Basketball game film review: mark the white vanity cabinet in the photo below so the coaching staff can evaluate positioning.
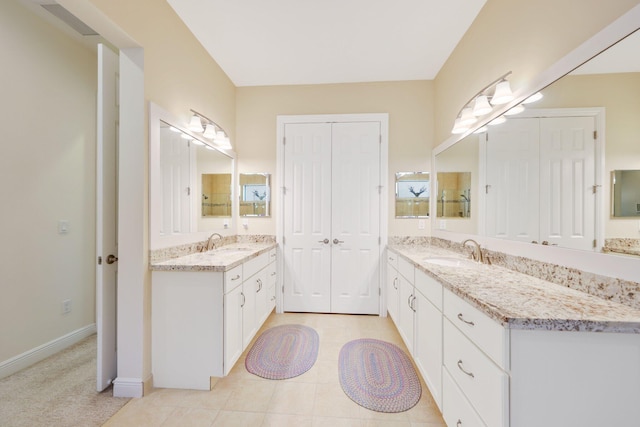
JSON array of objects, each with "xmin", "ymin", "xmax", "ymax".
[
  {"xmin": 152, "ymin": 247, "xmax": 277, "ymax": 390},
  {"xmin": 386, "ymin": 251, "xmax": 399, "ymax": 321},
  {"xmin": 397, "ymin": 257, "xmax": 415, "ymax": 354}
]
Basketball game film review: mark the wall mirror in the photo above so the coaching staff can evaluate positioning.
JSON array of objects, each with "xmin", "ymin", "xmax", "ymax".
[
  {"xmin": 612, "ymin": 170, "xmax": 640, "ymax": 217},
  {"xmin": 433, "ymin": 25, "xmax": 640, "ymax": 255},
  {"xmin": 239, "ymin": 173, "xmax": 271, "ymax": 217},
  {"xmin": 395, "ymin": 172, "xmax": 430, "ymax": 218},
  {"xmin": 437, "ymin": 172, "xmax": 471, "ymax": 218},
  {"xmin": 150, "ymin": 103, "xmax": 236, "ymax": 249}
]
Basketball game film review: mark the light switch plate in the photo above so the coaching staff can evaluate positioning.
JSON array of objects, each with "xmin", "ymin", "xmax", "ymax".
[
  {"xmin": 58, "ymin": 220, "xmax": 70, "ymax": 234},
  {"xmin": 418, "ymin": 219, "xmax": 425, "ymax": 230}
]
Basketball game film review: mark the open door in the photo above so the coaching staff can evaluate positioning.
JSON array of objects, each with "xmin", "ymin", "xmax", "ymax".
[{"xmin": 96, "ymin": 43, "xmax": 119, "ymax": 392}]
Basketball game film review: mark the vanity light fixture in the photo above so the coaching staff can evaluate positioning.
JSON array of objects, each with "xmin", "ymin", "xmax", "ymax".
[
  {"xmin": 189, "ymin": 109, "xmax": 233, "ymax": 151},
  {"xmin": 202, "ymin": 124, "xmax": 216, "ymax": 139},
  {"xmin": 523, "ymin": 91, "xmax": 543, "ymax": 104},
  {"xmin": 451, "ymin": 71, "xmax": 514, "ymax": 134},
  {"xmin": 188, "ymin": 114, "xmax": 204, "ymax": 132}
]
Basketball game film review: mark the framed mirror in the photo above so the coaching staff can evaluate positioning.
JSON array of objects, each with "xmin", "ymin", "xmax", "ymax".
[
  {"xmin": 433, "ymin": 26, "xmax": 640, "ymax": 255},
  {"xmin": 150, "ymin": 103, "xmax": 236, "ymax": 249},
  {"xmin": 436, "ymin": 172, "xmax": 471, "ymax": 218},
  {"xmin": 239, "ymin": 173, "xmax": 271, "ymax": 217},
  {"xmin": 395, "ymin": 172, "xmax": 429, "ymax": 218}
]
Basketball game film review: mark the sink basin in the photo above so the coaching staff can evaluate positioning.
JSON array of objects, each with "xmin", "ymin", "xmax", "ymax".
[{"xmin": 422, "ymin": 257, "xmax": 479, "ymax": 268}]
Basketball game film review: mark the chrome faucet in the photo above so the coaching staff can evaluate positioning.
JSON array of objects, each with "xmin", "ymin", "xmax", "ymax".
[
  {"xmin": 462, "ymin": 239, "xmax": 484, "ymax": 263},
  {"xmin": 205, "ymin": 233, "xmax": 223, "ymax": 251}
]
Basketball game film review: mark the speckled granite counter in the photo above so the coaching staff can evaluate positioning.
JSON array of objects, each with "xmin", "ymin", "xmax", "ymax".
[
  {"xmin": 150, "ymin": 242, "xmax": 276, "ymax": 272},
  {"xmin": 388, "ymin": 244, "xmax": 640, "ymax": 333}
]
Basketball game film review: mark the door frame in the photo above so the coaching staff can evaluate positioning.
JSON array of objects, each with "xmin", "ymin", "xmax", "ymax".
[
  {"xmin": 478, "ymin": 107, "xmax": 605, "ymax": 250},
  {"xmin": 276, "ymin": 114, "xmax": 389, "ymax": 316}
]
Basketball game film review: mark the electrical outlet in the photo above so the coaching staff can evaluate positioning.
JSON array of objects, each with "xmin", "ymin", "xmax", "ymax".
[
  {"xmin": 58, "ymin": 220, "xmax": 70, "ymax": 234},
  {"xmin": 418, "ymin": 219, "xmax": 425, "ymax": 230},
  {"xmin": 62, "ymin": 299, "xmax": 72, "ymax": 314}
]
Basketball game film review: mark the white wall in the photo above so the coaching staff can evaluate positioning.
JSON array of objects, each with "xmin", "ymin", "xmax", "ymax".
[{"xmin": 0, "ymin": 0, "xmax": 97, "ymax": 364}]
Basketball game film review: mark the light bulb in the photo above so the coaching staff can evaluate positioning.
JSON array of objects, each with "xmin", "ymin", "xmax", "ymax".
[
  {"xmin": 472, "ymin": 95, "xmax": 493, "ymax": 116},
  {"xmin": 490, "ymin": 80, "xmax": 514, "ymax": 105}
]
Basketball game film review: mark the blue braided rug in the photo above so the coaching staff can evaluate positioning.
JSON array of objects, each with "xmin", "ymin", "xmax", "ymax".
[
  {"xmin": 245, "ymin": 324, "xmax": 319, "ymax": 380},
  {"xmin": 339, "ymin": 338, "xmax": 422, "ymax": 412}
]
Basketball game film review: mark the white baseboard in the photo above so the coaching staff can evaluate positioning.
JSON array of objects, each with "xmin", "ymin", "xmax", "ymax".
[
  {"xmin": 0, "ymin": 324, "xmax": 97, "ymax": 380},
  {"xmin": 113, "ymin": 376, "xmax": 145, "ymax": 398}
]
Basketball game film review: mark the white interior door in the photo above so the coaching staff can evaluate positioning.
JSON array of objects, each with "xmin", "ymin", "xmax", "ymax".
[
  {"xmin": 331, "ymin": 122, "xmax": 381, "ymax": 314},
  {"xmin": 96, "ymin": 44, "xmax": 119, "ymax": 392},
  {"xmin": 539, "ymin": 116, "xmax": 596, "ymax": 250},
  {"xmin": 282, "ymin": 120, "xmax": 381, "ymax": 314},
  {"xmin": 282, "ymin": 123, "xmax": 333, "ymax": 312},
  {"xmin": 485, "ymin": 118, "xmax": 540, "ymax": 242}
]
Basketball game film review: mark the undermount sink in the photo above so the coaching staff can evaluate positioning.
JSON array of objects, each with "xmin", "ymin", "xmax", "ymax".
[{"xmin": 422, "ymin": 257, "xmax": 480, "ymax": 268}]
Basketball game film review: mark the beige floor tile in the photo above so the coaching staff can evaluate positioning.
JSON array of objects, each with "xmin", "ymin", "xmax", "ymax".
[
  {"xmin": 262, "ymin": 413, "xmax": 314, "ymax": 427},
  {"xmin": 312, "ymin": 416, "xmax": 365, "ymax": 427},
  {"xmin": 313, "ymin": 382, "xmax": 364, "ymax": 418},
  {"xmin": 177, "ymin": 388, "xmax": 232, "ymax": 410},
  {"xmin": 161, "ymin": 407, "xmax": 219, "ymax": 427},
  {"xmin": 313, "ymin": 359, "xmax": 340, "ymax": 384},
  {"xmin": 211, "ymin": 410, "xmax": 265, "ymax": 427},
  {"xmin": 223, "ymin": 379, "xmax": 277, "ymax": 412},
  {"xmin": 142, "ymin": 387, "xmax": 198, "ymax": 407},
  {"xmin": 102, "ymin": 398, "xmax": 174, "ymax": 426},
  {"xmin": 404, "ymin": 397, "xmax": 444, "ymax": 424},
  {"xmin": 267, "ymin": 381, "xmax": 317, "ymax": 415},
  {"xmin": 362, "ymin": 420, "xmax": 413, "ymax": 427}
]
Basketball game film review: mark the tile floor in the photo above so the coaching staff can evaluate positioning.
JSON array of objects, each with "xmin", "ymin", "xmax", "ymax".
[{"xmin": 104, "ymin": 313, "xmax": 446, "ymax": 427}]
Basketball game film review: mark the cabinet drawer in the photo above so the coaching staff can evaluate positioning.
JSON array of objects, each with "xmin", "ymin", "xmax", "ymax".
[
  {"xmin": 398, "ymin": 256, "xmax": 415, "ymax": 283},
  {"xmin": 224, "ymin": 264, "xmax": 243, "ymax": 293},
  {"xmin": 243, "ymin": 252, "xmax": 269, "ymax": 279},
  {"xmin": 443, "ymin": 288, "xmax": 508, "ymax": 369},
  {"xmin": 442, "ymin": 368, "xmax": 487, "ymax": 427},
  {"xmin": 387, "ymin": 249, "xmax": 399, "ymax": 270},
  {"xmin": 415, "ymin": 268, "xmax": 442, "ymax": 310},
  {"xmin": 444, "ymin": 319, "xmax": 508, "ymax": 427},
  {"xmin": 266, "ymin": 261, "xmax": 277, "ymax": 287},
  {"xmin": 268, "ymin": 247, "xmax": 277, "ymax": 264}
]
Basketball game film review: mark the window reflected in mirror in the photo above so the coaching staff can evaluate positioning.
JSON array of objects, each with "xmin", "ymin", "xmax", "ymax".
[
  {"xmin": 612, "ymin": 170, "xmax": 640, "ymax": 217},
  {"xmin": 395, "ymin": 172, "xmax": 430, "ymax": 218},
  {"xmin": 436, "ymin": 172, "xmax": 471, "ymax": 218},
  {"xmin": 240, "ymin": 173, "xmax": 271, "ymax": 217}
]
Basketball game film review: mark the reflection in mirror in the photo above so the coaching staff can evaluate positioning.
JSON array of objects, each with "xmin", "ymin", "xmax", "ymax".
[
  {"xmin": 201, "ymin": 173, "xmax": 232, "ymax": 217},
  {"xmin": 612, "ymin": 170, "xmax": 640, "ymax": 217},
  {"xmin": 437, "ymin": 172, "xmax": 471, "ymax": 218},
  {"xmin": 239, "ymin": 173, "xmax": 271, "ymax": 217},
  {"xmin": 395, "ymin": 172, "xmax": 430, "ymax": 218},
  {"xmin": 434, "ymin": 26, "xmax": 640, "ymax": 254}
]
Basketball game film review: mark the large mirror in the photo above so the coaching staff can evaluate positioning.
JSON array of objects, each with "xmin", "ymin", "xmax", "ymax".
[
  {"xmin": 239, "ymin": 173, "xmax": 271, "ymax": 217},
  {"xmin": 612, "ymin": 170, "xmax": 640, "ymax": 217},
  {"xmin": 150, "ymin": 103, "xmax": 236, "ymax": 249},
  {"xmin": 434, "ymin": 27, "xmax": 640, "ymax": 255},
  {"xmin": 395, "ymin": 172, "xmax": 430, "ymax": 218}
]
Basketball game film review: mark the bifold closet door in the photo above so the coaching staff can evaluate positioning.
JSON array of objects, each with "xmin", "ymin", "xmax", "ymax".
[{"xmin": 282, "ymin": 121, "xmax": 381, "ymax": 314}]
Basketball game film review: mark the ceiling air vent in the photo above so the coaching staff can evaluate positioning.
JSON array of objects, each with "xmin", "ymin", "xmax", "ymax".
[{"xmin": 40, "ymin": 3, "xmax": 98, "ymax": 36}]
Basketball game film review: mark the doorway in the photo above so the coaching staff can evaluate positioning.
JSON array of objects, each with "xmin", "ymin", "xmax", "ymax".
[{"xmin": 277, "ymin": 114, "xmax": 389, "ymax": 315}]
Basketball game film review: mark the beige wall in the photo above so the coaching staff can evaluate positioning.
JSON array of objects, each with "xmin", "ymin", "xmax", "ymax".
[
  {"xmin": 0, "ymin": 0, "xmax": 97, "ymax": 362},
  {"xmin": 434, "ymin": 0, "xmax": 640, "ymax": 144},
  {"xmin": 236, "ymin": 81, "xmax": 434, "ymax": 237}
]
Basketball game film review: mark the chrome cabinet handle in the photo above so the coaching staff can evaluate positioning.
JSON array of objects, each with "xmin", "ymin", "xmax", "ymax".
[
  {"xmin": 256, "ymin": 279, "xmax": 262, "ymax": 293},
  {"xmin": 240, "ymin": 292, "xmax": 245, "ymax": 308},
  {"xmin": 457, "ymin": 313, "xmax": 475, "ymax": 326},
  {"xmin": 457, "ymin": 360, "xmax": 474, "ymax": 378},
  {"xmin": 393, "ymin": 277, "xmax": 398, "ymax": 290},
  {"xmin": 231, "ymin": 274, "xmax": 240, "ymax": 281},
  {"xmin": 411, "ymin": 295, "xmax": 416, "ymax": 312},
  {"xmin": 318, "ymin": 238, "xmax": 330, "ymax": 244},
  {"xmin": 333, "ymin": 238, "xmax": 344, "ymax": 244},
  {"xmin": 407, "ymin": 294, "xmax": 413, "ymax": 309}
]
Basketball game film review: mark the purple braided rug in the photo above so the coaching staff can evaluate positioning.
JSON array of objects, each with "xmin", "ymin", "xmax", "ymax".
[
  {"xmin": 245, "ymin": 324, "xmax": 319, "ymax": 380},
  {"xmin": 339, "ymin": 338, "xmax": 422, "ymax": 413}
]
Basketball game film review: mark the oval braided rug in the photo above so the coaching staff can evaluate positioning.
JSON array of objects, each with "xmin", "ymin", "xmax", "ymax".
[
  {"xmin": 339, "ymin": 338, "xmax": 422, "ymax": 413},
  {"xmin": 245, "ymin": 324, "xmax": 319, "ymax": 380}
]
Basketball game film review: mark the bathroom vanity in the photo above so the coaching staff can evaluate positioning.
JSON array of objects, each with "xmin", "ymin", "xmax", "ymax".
[
  {"xmin": 150, "ymin": 243, "xmax": 277, "ymax": 390},
  {"xmin": 387, "ymin": 244, "xmax": 640, "ymax": 427}
]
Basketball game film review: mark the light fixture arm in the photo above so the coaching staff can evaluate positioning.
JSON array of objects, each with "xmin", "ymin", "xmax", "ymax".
[
  {"xmin": 458, "ymin": 71, "xmax": 512, "ymax": 113},
  {"xmin": 189, "ymin": 109, "xmax": 229, "ymax": 138}
]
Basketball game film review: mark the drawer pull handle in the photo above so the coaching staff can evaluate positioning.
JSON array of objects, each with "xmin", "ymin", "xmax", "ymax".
[
  {"xmin": 241, "ymin": 292, "xmax": 246, "ymax": 308},
  {"xmin": 393, "ymin": 277, "xmax": 398, "ymax": 289},
  {"xmin": 457, "ymin": 313, "xmax": 475, "ymax": 326},
  {"xmin": 256, "ymin": 279, "xmax": 262, "ymax": 292},
  {"xmin": 457, "ymin": 360, "xmax": 474, "ymax": 378},
  {"xmin": 231, "ymin": 274, "xmax": 241, "ymax": 281},
  {"xmin": 457, "ymin": 420, "xmax": 462, "ymax": 427},
  {"xmin": 410, "ymin": 295, "xmax": 416, "ymax": 312}
]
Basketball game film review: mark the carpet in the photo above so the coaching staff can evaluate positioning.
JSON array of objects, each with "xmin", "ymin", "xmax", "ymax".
[
  {"xmin": 245, "ymin": 324, "xmax": 319, "ymax": 379},
  {"xmin": 339, "ymin": 338, "xmax": 422, "ymax": 413},
  {"xmin": 0, "ymin": 334, "xmax": 129, "ymax": 427}
]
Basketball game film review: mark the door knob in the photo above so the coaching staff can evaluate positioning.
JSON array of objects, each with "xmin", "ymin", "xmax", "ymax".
[
  {"xmin": 106, "ymin": 254, "xmax": 118, "ymax": 264},
  {"xmin": 318, "ymin": 238, "xmax": 330, "ymax": 244},
  {"xmin": 333, "ymin": 239, "xmax": 344, "ymax": 244}
]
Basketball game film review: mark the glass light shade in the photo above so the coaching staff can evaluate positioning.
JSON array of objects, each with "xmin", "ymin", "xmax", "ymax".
[
  {"xmin": 523, "ymin": 92, "xmax": 543, "ymax": 104},
  {"xmin": 214, "ymin": 130, "xmax": 226, "ymax": 142},
  {"xmin": 451, "ymin": 118, "xmax": 469, "ymax": 134},
  {"xmin": 202, "ymin": 124, "xmax": 216, "ymax": 139},
  {"xmin": 488, "ymin": 115, "xmax": 507, "ymax": 126},
  {"xmin": 472, "ymin": 95, "xmax": 493, "ymax": 116},
  {"xmin": 490, "ymin": 80, "xmax": 514, "ymax": 105},
  {"xmin": 504, "ymin": 104, "xmax": 525, "ymax": 116},
  {"xmin": 459, "ymin": 107, "xmax": 477, "ymax": 126},
  {"xmin": 188, "ymin": 115, "xmax": 204, "ymax": 132}
]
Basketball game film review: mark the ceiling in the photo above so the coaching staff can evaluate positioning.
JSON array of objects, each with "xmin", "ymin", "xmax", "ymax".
[{"xmin": 166, "ymin": 0, "xmax": 487, "ymax": 87}]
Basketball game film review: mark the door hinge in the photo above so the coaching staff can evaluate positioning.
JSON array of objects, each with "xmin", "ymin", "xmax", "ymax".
[
  {"xmin": 283, "ymin": 136, "xmax": 286, "ymax": 145},
  {"xmin": 379, "ymin": 288, "xmax": 381, "ymax": 296},
  {"xmin": 97, "ymin": 256, "xmax": 102, "ymax": 265},
  {"xmin": 378, "ymin": 237, "xmax": 381, "ymax": 245},
  {"xmin": 379, "ymin": 135, "xmax": 382, "ymax": 144},
  {"xmin": 592, "ymin": 184, "xmax": 601, "ymax": 194},
  {"xmin": 593, "ymin": 130, "xmax": 597, "ymax": 140},
  {"xmin": 282, "ymin": 285, "xmax": 284, "ymax": 294},
  {"xmin": 377, "ymin": 185, "xmax": 383, "ymax": 194},
  {"xmin": 485, "ymin": 184, "xmax": 491, "ymax": 194},
  {"xmin": 187, "ymin": 186, "xmax": 191, "ymax": 196},
  {"xmin": 282, "ymin": 236, "xmax": 286, "ymax": 244},
  {"xmin": 282, "ymin": 186, "xmax": 287, "ymax": 195},
  {"xmin": 593, "ymin": 239, "xmax": 597, "ymax": 248}
]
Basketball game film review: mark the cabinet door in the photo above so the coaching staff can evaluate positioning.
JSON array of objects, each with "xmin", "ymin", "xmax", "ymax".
[
  {"xmin": 266, "ymin": 262, "xmax": 277, "ymax": 313},
  {"xmin": 254, "ymin": 269, "xmax": 269, "ymax": 327},
  {"xmin": 386, "ymin": 264, "xmax": 399, "ymax": 320},
  {"xmin": 224, "ymin": 284, "xmax": 244, "ymax": 375},
  {"xmin": 242, "ymin": 278, "xmax": 258, "ymax": 349},
  {"xmin": 414, "ymin": 290, "xmax": 442, "ymax": 410},
  {"xmin": 397, "ymin": 276, "xmax": 415, "ymax": 354}
]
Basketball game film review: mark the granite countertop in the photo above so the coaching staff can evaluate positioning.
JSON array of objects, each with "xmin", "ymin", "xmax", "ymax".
[
  {"xmin": 150, "ymin": 242, "xmax": 276, "ymax": 272},
  {"xmin": 388, "ymin": 244, "xmax": 640, "ymax": 333}
]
